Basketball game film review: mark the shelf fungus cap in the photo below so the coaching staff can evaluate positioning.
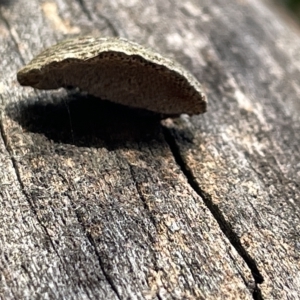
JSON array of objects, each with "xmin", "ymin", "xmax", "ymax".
[{"xmin": 17, "ymin": 36, "xmax": 207, "ymax": 115}]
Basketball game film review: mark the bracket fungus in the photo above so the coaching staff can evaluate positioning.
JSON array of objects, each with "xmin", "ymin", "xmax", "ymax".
[{"xmin": 17, "ymin": 36, "xmax": 207, "ymax": 115}]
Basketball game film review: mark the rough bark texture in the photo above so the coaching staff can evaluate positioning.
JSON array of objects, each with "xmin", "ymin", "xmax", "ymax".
[{"xmin": 0, "ymin": 0, "xmax": 299, "ymax": 299}]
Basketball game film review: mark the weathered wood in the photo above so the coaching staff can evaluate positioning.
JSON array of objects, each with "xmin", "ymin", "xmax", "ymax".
[
  {"xmin": 162, "ymin": 1, "xmax": 300, "ymax": 299},
  {"xmin": 0, "ymin": 0, "xmax": 299, "ymax": 299}
]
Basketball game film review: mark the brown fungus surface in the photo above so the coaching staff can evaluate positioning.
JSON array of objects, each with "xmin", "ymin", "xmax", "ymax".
[{"xmin": 17, "ymin": 36, "xmax": 206, "ymax": 115}]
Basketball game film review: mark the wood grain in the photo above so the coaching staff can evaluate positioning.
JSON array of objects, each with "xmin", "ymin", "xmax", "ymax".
[{"xmin": 0, "ymin": 0, "xmax": 299, "ymax": 299}]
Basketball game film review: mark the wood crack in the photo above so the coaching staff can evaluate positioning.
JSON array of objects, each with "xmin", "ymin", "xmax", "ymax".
[
  {"xmin": 84, "ymin": 231, "xmax": 122, "ymax": 300},
  {"xmin": 0, "ymin": 14, "xmax": 70, "ymax": 276},
  {"xmin": 56, "ymin": 171, "xmax": 122, "ymax": 300},
  {"xmin": 0, "ymin": 120, "xmax": 67, "ymax": 270},
  {"xmin": 128, "ymin": 163, "xmax": 158, "ymax": 235},
  {"xmin": 162, "ymin": 126, "xmax": 264, "ymax": 300},
  {"xmin": 127, "ymin": 163, "xmax": 164, "ymax": 300}
]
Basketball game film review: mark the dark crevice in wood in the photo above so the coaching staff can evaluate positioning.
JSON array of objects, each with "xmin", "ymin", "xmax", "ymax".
[
  {"xmin": 128, "ymin": 163, "xmax": 158, "ymax": 234},
  {"xmin": 0, "ymin": 120, "xmax": 67, "ymax": 273},
  {"xmin": 55, "ymin": 172, "xmax": 122, "ymax": 299},
  {"xmin": 162, "ymin": 126, "xmax": 264, "ymax": 300},
  {"xmin": 226, "ymin": 247, "xmax": 258, "ymax": 298},
  {"xmin": 127, "ymin": 163, "xmax": 164, "ymax": 300},
  {"xmin": 85, "ymin": 232, "xmax": 122, "ymax": 300},
  {"xmin": 76, "ymin": 0, "xmax": 119, "ymax": 36}
]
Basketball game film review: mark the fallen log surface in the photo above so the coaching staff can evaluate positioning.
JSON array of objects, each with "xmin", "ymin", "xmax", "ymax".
[{"xmin": 0, "ymin": 0, "xmax": 299, "ymax": 299}]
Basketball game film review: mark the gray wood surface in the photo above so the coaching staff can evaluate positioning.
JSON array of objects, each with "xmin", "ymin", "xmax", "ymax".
[{"xmin": 0, "ymin": 0, "xmax": 299, "ymax": 299}]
